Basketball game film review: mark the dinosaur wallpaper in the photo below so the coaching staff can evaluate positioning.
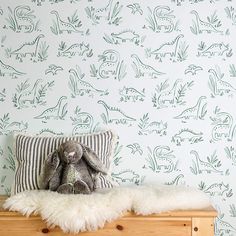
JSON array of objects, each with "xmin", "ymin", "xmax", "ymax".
[{"xmin": 1, "ymin": 0, "xmax": 236, "ymax": 234}]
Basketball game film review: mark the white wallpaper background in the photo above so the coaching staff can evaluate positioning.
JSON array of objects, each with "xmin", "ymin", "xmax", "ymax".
[{"xmin": 1, "ymin": 0, "xmax": 236, "ymax": 234}]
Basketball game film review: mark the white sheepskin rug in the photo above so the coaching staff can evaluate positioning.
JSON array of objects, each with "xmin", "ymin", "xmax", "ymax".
[{"xmin": 3, "ymin": 185, "xmax": 211, "ymax": 233}]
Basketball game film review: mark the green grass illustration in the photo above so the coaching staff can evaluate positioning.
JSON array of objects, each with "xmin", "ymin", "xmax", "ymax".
[
  {"xmin": 50, "ymin": 19, "xmax": 59, "ymax": 35},
  {"xmin": 38, "ymin": 41, "xmax": 49, "ymax": 61},
  {"xmin": 6, "ymin": 147, "xmax": 15, "ymax": 172},
  {"xmin": 177, "ymin": 41, "xmax": 189, "ymax": 62},
  {"xmin": 225, "ymin": 6, "xmax": 236, "ymax": 25},
  {"xmin": 117, "ymin": 60, "xmax": 127, "ymax": 81},
  {"xmin": 113, "ymin": 142, "xmax": 123, "ymax": 166},
  {"xmin": 90, "ymin": 64, "xmax": 98, "ymax": 77},
  {"xmin": 190, "ymin": 20, "xmax": 198, "ymax": 35},
  {"xmin": 146, "ymin": 7, "xmax": 155, "ymax": 31},
  {"xmin": 107, "ymin": 1, "xmax": 123, "ymax": 25},
  {"xmin": 229, "ymin": 204, "xmax": 236, "ymax": 217},
  {"xmin": 229, "ymin": 64, "xmax": 236, "ymax": 77}
]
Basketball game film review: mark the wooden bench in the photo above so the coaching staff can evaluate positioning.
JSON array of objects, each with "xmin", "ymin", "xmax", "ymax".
[{"xmin": 0, "ymin": 195, "xmax": 217, "ymax": 236}]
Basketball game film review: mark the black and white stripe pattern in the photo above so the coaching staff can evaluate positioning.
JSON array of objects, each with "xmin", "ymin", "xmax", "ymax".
[{"xmin": 12, "ymin": 130, "xmax": 117, "ymax": 195}]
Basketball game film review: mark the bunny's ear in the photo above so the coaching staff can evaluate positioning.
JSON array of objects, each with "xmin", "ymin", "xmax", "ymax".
[{"xmin": 82, "ymin": 145, "xmax": 108, "ymax": 175}]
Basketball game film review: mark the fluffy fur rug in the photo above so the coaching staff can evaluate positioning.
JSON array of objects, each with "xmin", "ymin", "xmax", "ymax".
[{"xmin": 3, "ymin": 185, "xmax": 211, "ymax": 233}]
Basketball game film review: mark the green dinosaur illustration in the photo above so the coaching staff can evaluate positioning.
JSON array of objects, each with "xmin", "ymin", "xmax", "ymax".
[
  {"xmin": 16, "ymin": 79, "xmax": 42, "ymax": 108},
  {"xmin": 172, "ymin": 129, "xmax": 203, "ymax": 146},
  {"xmin": 45, "ymin": 64, "xmax": 63, "ymax": 75},
  {"xmin": 174, "ymin": 96, "xmax": 207, "ymax": 121},
  {"xmin": 190, "ymin": 150, "xmax": 223, "ymax": 175},
  {"xmin": 97, "ymin": 50, "xmax": 121, "ymax": 79},
  {"xmin": 146, "ymin": 34, "xmax": 184, "ymax": 60},
  {"xmin": 210, "ymin": 109, "xmax": 236, "ymax": 142},
  {"xmin": 69, "ymin": 68, "xmax": 108, "ymax": 97},
  {"xmin": 197, "ymin": 42, "xmax": 230, "ymax": 58},
  {"xmin": 119, "ymin": 86, "xmax": 145, "ymax": 102},
  {"xmin": 215, "ymin": 217, "xmax": 236, "ymax": 235},
  {"xmin": 110, "ymin": 30, "xmax": 139, "ymax": 43},
  {"xmin": 184, "ymin": 64, "xmax": 203, "ymax": 75},
  {"xmin": 31, "ymin": 0, "xmax": 45, "ymax": 6},
  {"xmin": 13, "ymin": 80, "xmax": 54, "ymax": 109},
  {"xmin": 112, "ymin": 170, "xmax": 139, "ymax": 182},
  {"xmin": 208, "ymin": 68, "xmax": 236, "ymax": 96},
  {"xmin": 131, "ymin": 54, "xmax": 165, "ymax": 79},
  {"xmin": 38, "ymin": 129, "xmax": 63, "ymax": 136},
  {"xmin": 9, "ymin": 34, "xmax": 45, "ymax": 60},
  {"xmin": 6, "ymin": 5, "xmax": 39, "ymax": 33},
  {"xmin": 156, "ymin": 79, "xmax": 181, "ymax": 108},
  {"xmin": 199, "ymin": 181, "xmax": 231, "ymax": 197},
  {"xmin": 34, "ymin": 96, "xmax": 67, "ymax": 121},
  {"xmin": 165, "ymin": 174, "xmax": 184, "ymax": 185},
  {"xmin": 127, "ymin": 3, "xmax": 143, "ymax": 15},
  {"xmin": 57, "ymin": 41, "xmax": 92, "ymax": 58},
  {"xmin": 70, "ymin": 107, "xmax": 94, "ymax": 135},
  {"xmin": 126, "ymin": 143, "xmax": 143, "ymax": 155},
  {"xmin": 0, "ymin": 113, "xmax": 28, "ymax": 135},
  {"xmin": 0, "ymin": 59, "xmax": 25, "ymax": 78},
  {"xmin": 85, "ymin": 0, "xmax": 123, "ymax": 26},
  {"xmin": 138, "ymin": 113, "xmax": 167, "ymax": 136},
  {"xmin": 191, "ymin": 10, "xmax": 223, "ymax": 34},
  {"xmin": 145, "ymin": 146, "xmax": 177, "ymax": 173},
  {"xmin": 98, "ymin": 100, "xmax": 136, "ymax": 125},
  {"xmin": 50, "ymin": 10, "xmax": 83, "ymax": 34},
  {"xmin": 146, "ymin": 6, "xmax": 176, "ymax": 33}
]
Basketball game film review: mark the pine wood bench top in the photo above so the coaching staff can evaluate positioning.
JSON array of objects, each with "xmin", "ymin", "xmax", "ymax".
[{"xmin": 0, "ymin": 195, "xmax": 217, "ymax": 218}]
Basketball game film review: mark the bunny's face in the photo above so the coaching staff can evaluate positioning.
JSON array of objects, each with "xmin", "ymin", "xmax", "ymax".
[{"xmin": 59, "ymin": 141, "xmax": 83, "ymax": 164}]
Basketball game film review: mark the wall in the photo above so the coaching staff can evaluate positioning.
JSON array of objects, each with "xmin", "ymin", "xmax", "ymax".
[{"xmin": 0, "ymin": 0, "xmax": 236, "ymax": 234}]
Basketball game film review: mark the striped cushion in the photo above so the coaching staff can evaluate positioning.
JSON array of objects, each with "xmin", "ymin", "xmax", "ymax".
[{"xmin": 12, "ymin": 130, "xmax": 117, "ymax": 195}]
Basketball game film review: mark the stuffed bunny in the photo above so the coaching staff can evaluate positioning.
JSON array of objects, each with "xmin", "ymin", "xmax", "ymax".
[{"xmin": 39, "ymin": 140, "xmax": 108, "ymax": 194}]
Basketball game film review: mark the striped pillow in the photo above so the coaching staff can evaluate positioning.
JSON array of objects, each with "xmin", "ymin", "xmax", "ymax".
[{"xmin": 11, "ymin": 130, "xmax": 117, "ymax": 195}]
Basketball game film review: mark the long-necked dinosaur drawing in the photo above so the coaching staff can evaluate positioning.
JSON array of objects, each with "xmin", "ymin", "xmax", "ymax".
[
  {"xmin": 17, "ymin": 79, "xmax": 42, "ymax": 108},
  {"xmin": 153, "ymin": 6, "xmax": 175, "ymax": 33},
  {"xmin": 98, "ymin": 50, "xmax": 120, "ymax": 79},
  {"xmin": 174, "ymin": 96, "xmax": 207, "ymax": 120},
  {"xmin": 34, "ymin": 96, "xmax": 67, "ymax": 121},
  {"xmin": 10, "ymin": 34, "xmax": 44, "ymax": 59},
  {"xmin": 152, "ymin": 146, "xmax": 176, "ymax": 173},
  {"xmin": 146, "ymin": 34, "xmax": 184, "ymax": 59},
  {"xmin": 157, "ymin": 79, "xmax": 181, "ymax": 107},
  {"xmin": 0, "ymin": 59, "xmax": 25, "ymax": 78},
  {"xmin": 69, "ymin": 69, "xmax": 108, "ymax": 96},
  {"xmin": 98, "ymin": 100, "xmax": 136, "ymax": 124},
  {"xmin": 13, "ymin": 5, "xmax": 36, "ymax": 33},
  {"xmin": 131, "ymin": 54, "xmax": 164, "ymax": 79},
  {"xmin": 191, "ymin": 10, "xmax": 223, "ymax": 34},
  {"xmin": 211, "ymin": 111, "xmax": 236, "ymax": 142},
  {"xmin": 50, "ymin": 10, "xmax": 83, "ymax": 34},
  {"xmin": 190, "ymin": 150, "xmax": 223, "ymax": 174},
  {"xmin": 208, "ymin": 69, "xmax": 236, "ymax": 95},
  {"xmin": 71, "ymin": 108, "xmax": 94, "ymax": 135}
]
